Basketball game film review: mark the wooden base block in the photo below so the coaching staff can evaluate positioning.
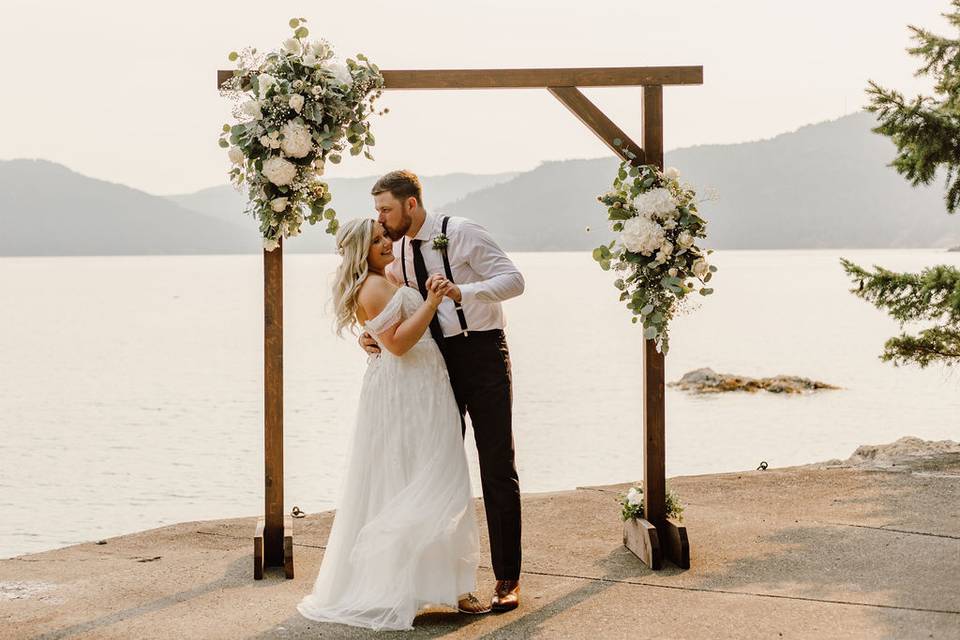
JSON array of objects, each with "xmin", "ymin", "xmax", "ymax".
[
  {"xmin": 623, "ymin": 517, "xmax": 662, "ymax": 570},
  {"xmin": 284, "ymin": 514, "xmax": 294, "ymax": 579},
  {"xmin": 662, "ymin": 517, "xmax": 690, "ymax": 569},
  {"xmin": 254, "ymin": 516, "xmax": 295, "ymax": 580},
  {"xmin": 253, "ymin": 518, "xmax": 265, "ymax": 580}
]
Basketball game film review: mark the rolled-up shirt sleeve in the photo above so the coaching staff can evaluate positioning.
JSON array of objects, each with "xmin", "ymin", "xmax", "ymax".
[{"xmin": 455, "ymin": 220, "xmax": 525, "ymax": 304}]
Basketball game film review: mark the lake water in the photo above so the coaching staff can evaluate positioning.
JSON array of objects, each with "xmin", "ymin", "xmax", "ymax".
[{"xmin": 2, "ymin": 250, "xmax": 959, "ymax": 559}]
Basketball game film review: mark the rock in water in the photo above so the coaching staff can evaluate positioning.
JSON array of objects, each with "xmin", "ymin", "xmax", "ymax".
[{"xmin": 669, "ymin": 367, "xmax": 839, "ymax": 394}]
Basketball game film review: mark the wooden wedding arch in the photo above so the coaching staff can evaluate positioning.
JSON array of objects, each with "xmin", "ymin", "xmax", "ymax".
[{"xmin": 215, "ymin": 64, "xmax": 703, "ymax": 579}]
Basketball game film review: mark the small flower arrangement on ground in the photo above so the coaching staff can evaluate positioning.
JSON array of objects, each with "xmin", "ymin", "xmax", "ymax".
[
  {"xmin": 619, "ymin": 485, "xmax": 685, "ymax": 522},
  {"xmin": 594, "ymin": 156, "xmax": 717, "ymax": 354},
  {"xmin": 218, "ymin": 17, "xmax": 386, "ymax": 250}
]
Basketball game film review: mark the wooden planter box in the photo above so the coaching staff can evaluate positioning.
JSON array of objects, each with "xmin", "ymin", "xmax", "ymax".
[{"xmin": 623, "ymin": 516, "xmax": 689, "ymax": 570}]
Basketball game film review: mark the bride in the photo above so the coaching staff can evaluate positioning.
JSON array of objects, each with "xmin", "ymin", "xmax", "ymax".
[{"xmin": 296, "ymin": 218, "xmax": 488, "ymax": 631}]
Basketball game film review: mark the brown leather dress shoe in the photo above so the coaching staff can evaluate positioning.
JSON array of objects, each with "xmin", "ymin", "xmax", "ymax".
[
  {"xmin": 457, "ymin": 592, "xmax": 492, "ymax": 614},
  {"xmin": 491, "ymin": 579, "xmax": 520, "ymax": 611}
]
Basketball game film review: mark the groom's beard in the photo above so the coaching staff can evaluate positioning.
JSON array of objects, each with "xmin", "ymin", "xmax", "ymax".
[{"xmin": 384, "ymin": 209, "xmax": 412, "ymax": 241}]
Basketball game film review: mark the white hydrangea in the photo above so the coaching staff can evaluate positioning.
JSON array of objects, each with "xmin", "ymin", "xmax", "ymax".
[
  {"xmin": 262, "ymin": 156, "xmax": 298, "ymax": 186},
  {"xmin": 288, "ymin": 94, "xmax": 305, "ymax": 113},
  {"xmin": 328, "ymin": 60, "xmax": 352, "ymax": 86},
  {"xmin": 626, "ymin": 487, "xmax": 642, "ymax": 507},
  {"xmin": 633, "ymin": 187, "xmax": 677, "ymax": 219},
  {"xmin": 240, "ymin": 99, "xmax": 263, "ymax": 120},
  {"xmin": 620, "ymin": 215, "xmax": 665, "ymax": 255},
  {"xmin": 280, "ymin": 121, "xmax": 313, "ymax": 158},
  {"xmin": 692, "ymin": 257, "xmax": 709, "ymax": 279}
]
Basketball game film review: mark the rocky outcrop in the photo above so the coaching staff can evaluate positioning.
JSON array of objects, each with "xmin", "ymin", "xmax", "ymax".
[{"xmin": 669, "ymin": 367, "xmax": 839, "ymax": 394}]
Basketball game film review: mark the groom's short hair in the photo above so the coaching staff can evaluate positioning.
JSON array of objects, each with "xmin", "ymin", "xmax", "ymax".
[{"xmin": 371, "ymin": 170, "xmax": 423, "ymax": 206}]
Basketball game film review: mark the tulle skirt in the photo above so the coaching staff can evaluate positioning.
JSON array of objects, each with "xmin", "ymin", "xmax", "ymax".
[{"xmin": 296, "ymin": 339, "xmax": 480, "ymax": 631}]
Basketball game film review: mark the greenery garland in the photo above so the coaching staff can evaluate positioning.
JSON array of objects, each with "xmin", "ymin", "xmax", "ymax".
[{"xmin": 218, "ymin": 17, "xmax": 385, "ymax": 250}]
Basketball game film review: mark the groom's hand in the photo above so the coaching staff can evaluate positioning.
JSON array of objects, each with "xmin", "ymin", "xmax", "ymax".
[
  {"xmin": 359, "ymin": 331, "xmax": 380, "ymax": 355},
  {"xmin": 445, "ymin": 283, "xmax": 462, "ymax": 303}
]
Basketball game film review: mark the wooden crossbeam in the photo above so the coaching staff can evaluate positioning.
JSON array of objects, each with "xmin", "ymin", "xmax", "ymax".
[
  {"xmin": 217, "ymin": 66, "xmax": 703, "ymax": 91},
  {"xmin": 548, "ymin": 86, "xmax": 644, "ymax": 164}
]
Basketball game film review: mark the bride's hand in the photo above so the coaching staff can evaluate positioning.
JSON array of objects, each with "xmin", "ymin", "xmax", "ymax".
[{"xmin": 425, "ymin": 275, "xmax": 451, "ymax": 307}]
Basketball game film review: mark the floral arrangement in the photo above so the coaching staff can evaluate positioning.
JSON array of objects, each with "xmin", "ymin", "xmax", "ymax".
[
  {"xmin": 218, "ymin": 18, "xmax": 386, "ymax": 250},
  {"xmin": 593, "ymin": 156, "xmax": 716, "ymax": 353},
  {"xmin": 431, "ymin": 233, "xmax": 450, "ymax": 251},
  {"xmin": 619, "ymin": 485, "xmax": 684, "ymax": 522}
]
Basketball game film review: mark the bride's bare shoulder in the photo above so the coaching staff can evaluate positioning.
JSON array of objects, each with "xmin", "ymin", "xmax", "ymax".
[{"xmin": 357, "ymin": 274, "xmax": 398, "ymax": 321}]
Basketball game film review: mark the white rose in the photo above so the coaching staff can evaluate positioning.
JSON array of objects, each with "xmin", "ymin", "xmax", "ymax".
[
  {"xmin": 258, "ymin": 134, "xmax": 280, "ymax": 149},
  {"xmin": 659, "ymin": 241, "xmax": 674, "ymax": 256},
  {"xmin": 328, "ymin": 60, "xmax": 352, "ymax": 86},
  {"xmin": 282, "ymin": 38, "xmax": 302, "ymax": 56},
  {"xmin": 288, "ymin": 94, "xmax": 305, "ymax": 113},
  {"xmin": 633, "ymin": 187, "xmax": 678, "ymax": 219},
  {"xmin": 664, "ymin": 166, "xmax": 680, "ymax": 180},
  {"xmin": 692, "ymin": 257, "xmax": 709, "ymax": 279},
  {"xmin": 620, "ymin": 216, "xmax": 665, "ymax": 255},
  {"xmin": 677, "ymin": 230, "xmax": 694, "ymax": 248},
  {"xmin": 280, "ymin": 121, "xmax": 313, "ymax": 158},
  {"xmin": 310, "ymin": 41, "xmax": 330, "ymax": 59},
  {"xmin": 668, "ymin": 267, "xmax": 678, "ymax": 277},
  {"xmin": 227, "ymin": 146, "xmax": 244, "ymax": 164},
  {"xmin": 662, "ymin": 218, "xmax": 678, "ymax": 230},
  {"xmin": 240, "ymin": 99, "xmax": 263, "ymax": 120},
  {"xmin": 261, "ymin": 156, "xmax": 298, "ymax": 186},
  {"xmin": 256, "ymin": 73, "xmax": 278, "ymax": 97},
  {"xmin": 311, "ymin": 86, "xmax": 323, "ymax": 96},
  {"xmin": 270, "ymin": 197, "xmax": 289, "ymax": 212},
  {"xmin": 263, "ymin": 237, "xmax": 280, "ymax": 251}
]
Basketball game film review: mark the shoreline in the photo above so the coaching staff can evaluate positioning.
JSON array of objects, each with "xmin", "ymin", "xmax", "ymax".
[
  {"xmin": 4, "ymin": 435, "xmax": 957, "ymax": 563},
  {"xmin": 2, "ymin": 435, "xmax": 958, "ymax": 639}
]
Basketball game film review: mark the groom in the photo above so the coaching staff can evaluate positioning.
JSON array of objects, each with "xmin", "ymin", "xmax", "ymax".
[{"xmin": 360, "ymin": 169, "xmax": 524, "ymax": 613}]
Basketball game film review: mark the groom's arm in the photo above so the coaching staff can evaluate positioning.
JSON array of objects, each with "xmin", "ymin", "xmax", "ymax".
[{"xmin": 452, "ymin": 220, "xmax": 525, "ymax": 304}]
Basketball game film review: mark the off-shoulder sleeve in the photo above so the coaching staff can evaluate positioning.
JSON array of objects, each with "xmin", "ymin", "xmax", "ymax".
[{"xmin": 363, "ymin": 289, "xmax": 404, "ymax": 336}]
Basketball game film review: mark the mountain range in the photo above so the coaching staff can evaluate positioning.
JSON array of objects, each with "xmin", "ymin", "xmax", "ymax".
[{"xmin": 2, "ymin": 111, "xmax": 958, "ymax": 256}]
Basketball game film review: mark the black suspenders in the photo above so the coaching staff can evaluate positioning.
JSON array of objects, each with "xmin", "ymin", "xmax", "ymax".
[{"xmin": 401, "ymin": 216, "xmax": 470, "ymax": 336}]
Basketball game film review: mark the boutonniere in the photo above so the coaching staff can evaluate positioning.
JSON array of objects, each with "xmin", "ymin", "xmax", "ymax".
[{"xmin": 431, "ymin": 233, "xmax": 449, "ymax": 251}]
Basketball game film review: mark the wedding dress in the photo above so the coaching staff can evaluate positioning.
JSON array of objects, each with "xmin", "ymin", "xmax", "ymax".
[{"xmin": 297, "ymin": 285, "xmax": 480, "ymax": 631}]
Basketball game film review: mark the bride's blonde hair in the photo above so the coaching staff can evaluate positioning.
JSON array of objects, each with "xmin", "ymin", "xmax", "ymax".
[{"xmin": 332, "ymin": 218, "xmax": 375, "ymax": 336}]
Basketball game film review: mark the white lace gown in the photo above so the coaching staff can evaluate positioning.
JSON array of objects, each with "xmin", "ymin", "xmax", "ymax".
[{"xmin": 296, "ymin": 286, "xmax": 481, "ymax": 631}]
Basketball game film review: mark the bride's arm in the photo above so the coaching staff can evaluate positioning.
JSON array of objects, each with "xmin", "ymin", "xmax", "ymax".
[{"xmin": 358, "ymin": 277, "xmax": 448, "ymax": 357}]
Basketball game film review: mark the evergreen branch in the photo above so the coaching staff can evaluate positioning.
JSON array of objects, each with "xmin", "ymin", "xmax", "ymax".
[
  {"xmin": 839, "ymin": 258, "xmax": 960, "ymax": 325},
  {"xmin": 881, "ymin": 326, "xmax": 960, "ymax": 368}
]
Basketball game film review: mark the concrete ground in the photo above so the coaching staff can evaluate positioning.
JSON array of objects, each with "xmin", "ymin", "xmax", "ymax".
[{"xmin": 2, "ymin": 455, "xmax": 958, "ymax": 640}]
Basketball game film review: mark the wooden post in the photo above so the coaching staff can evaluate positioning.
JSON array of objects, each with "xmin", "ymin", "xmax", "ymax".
[
  {"xmin": 640, "ymin": 85, "xmax": 689, "ymax": 569},
  {"xmin": 254, "ymin": 236, "xmax": 294, "ymax": 579}
]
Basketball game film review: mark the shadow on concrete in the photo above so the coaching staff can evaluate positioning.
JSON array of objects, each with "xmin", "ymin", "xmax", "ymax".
[{"xmin": 29, "ymin": 554, "xmax": 263, "ymax": 640}]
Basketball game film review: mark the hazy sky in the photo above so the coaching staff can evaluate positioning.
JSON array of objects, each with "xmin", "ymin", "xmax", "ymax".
[{"xmin": 0, "ymin": 0, "xmax": 950, "ymax": 195}]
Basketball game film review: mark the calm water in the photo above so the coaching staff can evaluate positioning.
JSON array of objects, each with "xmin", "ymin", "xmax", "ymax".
[{"xmin": 2, "ymin": 250, "xmax": 959, "ymax": 558}]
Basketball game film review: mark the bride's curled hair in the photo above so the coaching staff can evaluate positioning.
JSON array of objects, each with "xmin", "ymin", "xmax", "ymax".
[{"xmin": 332, "ymin": 218, "xmax": 375, "ymax": 336}]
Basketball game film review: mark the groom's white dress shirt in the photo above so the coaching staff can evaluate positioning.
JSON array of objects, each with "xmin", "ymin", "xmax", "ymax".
[{"xmin": 387, "ymin": 211, "xmax": 525, "ymax": 338}]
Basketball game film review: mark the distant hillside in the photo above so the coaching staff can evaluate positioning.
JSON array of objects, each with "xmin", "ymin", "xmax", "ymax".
[
  {"xmin": 0, "ymin": 159, "xmax": 257, "ymax": 256},
  {"xmin": 3, "ymin": 112, "xmax": 959, "ymax": 256},
  {"xmin": 165, "ymin": 171, "xmax": 519, "ymax": 253},
  {"xmin": 442, "ymin": 112, "xmax": 960, "ymax": 251}
]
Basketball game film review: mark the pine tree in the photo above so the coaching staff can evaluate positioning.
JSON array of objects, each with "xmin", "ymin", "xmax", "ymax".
[{"xmin": 841, "ymin": 1, "xmax": 960, "ymax": 368}]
